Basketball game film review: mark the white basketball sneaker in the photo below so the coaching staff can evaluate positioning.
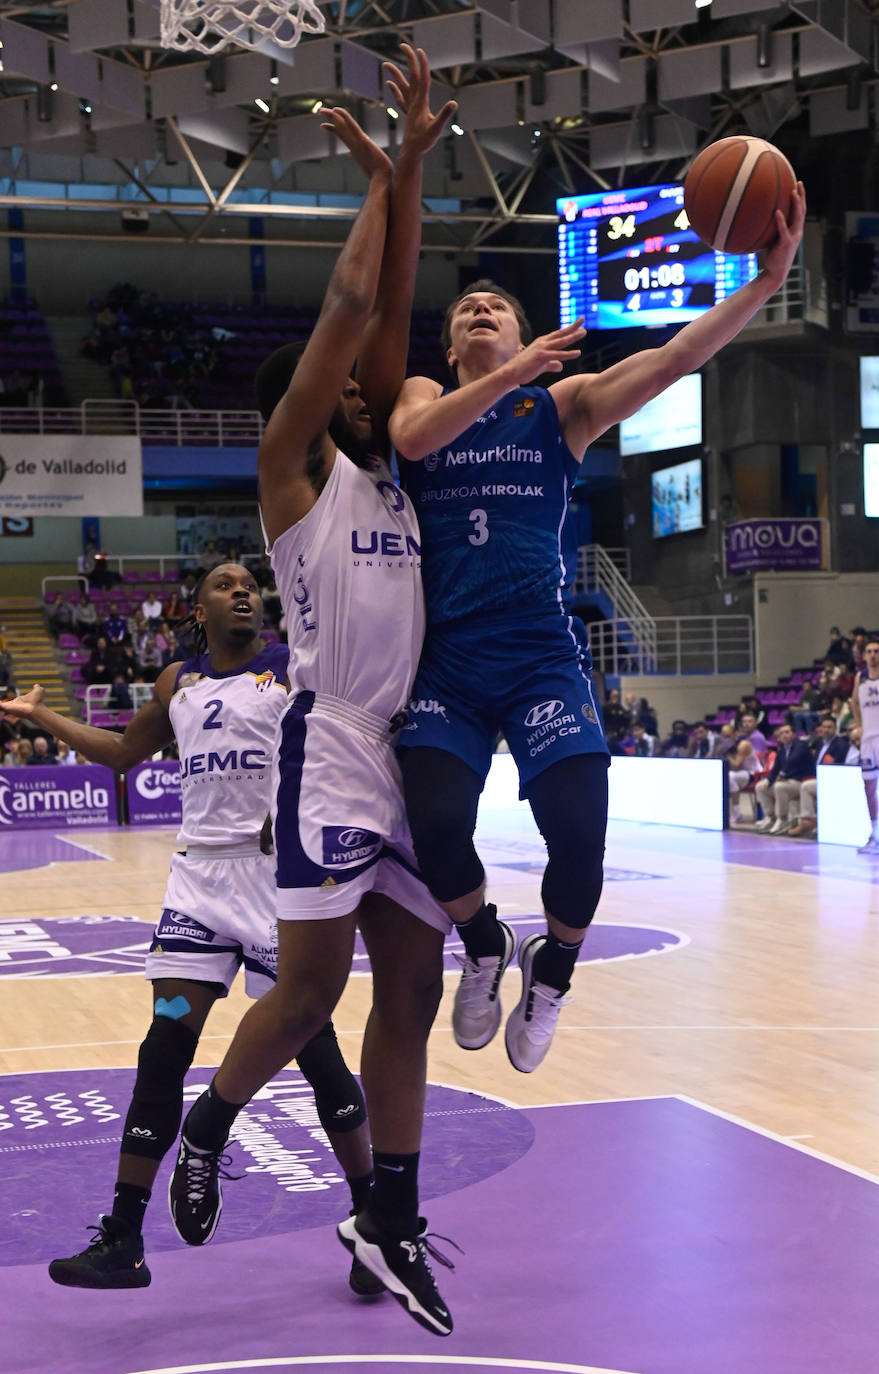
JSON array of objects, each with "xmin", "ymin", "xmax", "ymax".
[
  {"xmin": 451, "ymin": 917, "xmax": 517, "ymax": 1050},
  {"xmin": 504, "ymin": 934, "xmax": 571, "ymax": 1074}
]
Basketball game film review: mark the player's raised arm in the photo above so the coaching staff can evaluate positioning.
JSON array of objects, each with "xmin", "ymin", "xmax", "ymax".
[
  {"xmin": 257, "ymin": 111, "xmax": 393, "ymax": 542},
  {"xmin": 0, "ymin": 668, "xmax": 177, "ymax": 770},
  {"xmin": 355, "ymin": 45, "xmax": 456, "ymax": 445},
  {"xmin": 551, "ymin": 182, "xmax": 806, "ymax": 459},
  {"xmin": 389, "ymin": 319, "xmax": 586, "ymax": 462}
]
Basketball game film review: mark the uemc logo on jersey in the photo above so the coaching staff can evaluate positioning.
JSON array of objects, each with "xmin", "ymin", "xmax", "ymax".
[
  {"xmin": 351, "ymin": 530, "xmax": 421, "ymax": 557},
  {"xmin": 322, "ymin": 826, "xmax": 382, "ymax": 867},
  {"xmin": 179, "ymin": 748, "xmax": 267, "ymax": 780}
]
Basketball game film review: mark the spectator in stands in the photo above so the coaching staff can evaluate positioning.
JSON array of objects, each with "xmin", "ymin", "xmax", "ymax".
[
  {"xmin": 110, "ymin": 675, "xmax": 133, "ymax": 712},
  {"xmin": 712, "ymin": 722, "xmax": 738, "ymax": 760},
  {"xmin": 850, "ymin": 627, "xmax": 869, "ymax": 675},
  {"xmin": 56, "ymin": 740, "xmax": 76, "ymax": 766},
  {"xmin": 727, "ymin": 713, "xmax": 769, "ymax": 825},
  {"xmin": 830, "ymin": 692, "xmax": 854, "ymax": 736},
  {"xmin": 118, "ymin": 643, "xmax": 141, "ymax": 684},
  {"xmin": 83, "ymin": 637, "xmax": 114, "ymax": 687},
  {"xmin": 128, "ymin": 611, "xmax": 150, "ymax": 660},
  {"xmin": 823, "ymin": 626, "xmax": 852, "ymax": 668},
  {"xmin": 141, "ymin": 589, "xmax": 164, "ymax": 627},
  {"xmin": 754, "ymin": 723, "xmax": 815, "ymax": 835},
  {"xmin": 789, "ymin": 715, "xmax": 849, "ymax": 837},
  {"xmin": 103, "ymin": 602, "xmax": 128, "ymax": 646},
  {"xmin": 602, "ymin": 688, "xmax": 629, "ymax": 747},
  {"xmin": 197, "ymin": 540, "xmax": 224, "ymax": 573},
  {"xmin": 252, "ymin": 553, "xmax": 274, "ymax": 589},
  {"xmin": 74, "ymin": 591, "xmax": 99, "ymax": 644},
  {"xmin": 160, "ymin": 631, "xmax": 180, "ymax": 668},
  {"xmin": 744, "ymin": 695, "xmax": 768, "ymax": 733},
  {"xmin": 139, "ymin": 636, "xmax": 163, "ymax": 683},
  {"xmin": 686, "ymin": 722, "xmax": 717, "ymax": 759},
  {"xmin": 48, "ymin": 592, "xmax": 75, "ymax": 637},
  {"xmin": 27, "ymin": 736, "xmax": 57, "ymax": 766},
  {"xmin": 179, "ymin": 571, "xmax": 198, "ymax": 604},
  {"xmin": 740, "ymin": 709, "xmax": 769, "ymax": 761},
  {"xmin": 10, "ymin": 739, "xmax": 34, "ymax": 766},
  {"xmin": 163, "ymin": 589, "xmax": 185, "ymax": 622},
  {"xmin": 659, "ymin": 720, "xmax": 691, "ymax": 758},
  {"xmin": 623, "ymin": 693, "xmax": 641, "ymax": 725},
  {"xmin": 630, "ymin": 721, "xmax": 656, "ymax": 757},
  {"xmin": 791, "ymin": 679, "xmax": 822, "ymax": 735}
]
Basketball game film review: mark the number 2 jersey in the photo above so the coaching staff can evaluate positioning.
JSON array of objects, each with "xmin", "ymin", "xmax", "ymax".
[
  {"xmin": 399, "ymin": 385, "xmax": 580, "ymax": 626},
  {"xmin": 168, "ymin": 642, "xmax": 289, "ymax": 847}
]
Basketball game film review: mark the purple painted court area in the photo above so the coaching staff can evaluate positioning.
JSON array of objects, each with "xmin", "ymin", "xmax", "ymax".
[
  {"xmin": 0, "ymin": 1070, "xmax": 533, "ymax": 1263},
  {"xmin": 0, "ymin": 916, "xmax": 685, "ymax": 981},
  {"xmin": 0, "ymin": 830, "xmax": 107, "ymax": 874},
  {"xmin": 1, "ymin": 1093, "xmax": 878, "ymax": 1374}
]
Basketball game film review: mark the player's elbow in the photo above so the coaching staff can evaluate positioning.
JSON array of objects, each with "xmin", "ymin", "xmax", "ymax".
[
  {"xmin": 389, "ymin": 415, "xmax": 428, "ymax": 462},
  {"xmin": 325, "ymin": 280, "xmax": 375, "ymax": 328}
]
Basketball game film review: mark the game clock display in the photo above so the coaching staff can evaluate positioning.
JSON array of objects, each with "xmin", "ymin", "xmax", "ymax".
[{"xmin": 557, "ymin": 182, "xmax": 759, "ymax": 331}]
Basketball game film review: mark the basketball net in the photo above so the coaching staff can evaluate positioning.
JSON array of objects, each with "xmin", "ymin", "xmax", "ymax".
[{"xmin": 160, "ymin": 0, "xmax": 325, "ymax": 54}]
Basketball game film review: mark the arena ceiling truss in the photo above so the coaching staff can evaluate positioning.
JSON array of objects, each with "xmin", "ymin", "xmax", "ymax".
[{"xmin": 0, "ymin": 0, "xmax": 876, "ymax": 253}]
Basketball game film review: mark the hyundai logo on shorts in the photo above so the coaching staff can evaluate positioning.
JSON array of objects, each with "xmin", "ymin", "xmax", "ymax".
[
  {"xmin": 338, "ymin": 828, "xmax": 369, "ymax": 849},
  {"xmin": 524, "ymin": 700, "xmax": 565, "ymax": 728}
]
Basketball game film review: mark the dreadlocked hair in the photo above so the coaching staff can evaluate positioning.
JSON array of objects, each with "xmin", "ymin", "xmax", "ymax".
[{"xmin": 173, "ymin": 571, "xmax": 208, "ymax": 655}]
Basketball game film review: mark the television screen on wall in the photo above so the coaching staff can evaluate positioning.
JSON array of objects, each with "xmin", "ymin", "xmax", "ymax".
[
  {"xmin": 651, "ymin": 457, "xmax": 705, "ymax": 538},
  {"xmin": 865, "ymin": 442, "xmax": 879, "ymax": 517},
  {"xmin": 619, "ymin": 373, "xmax": 702, "ymax": 457},
  {"xmin": 860, "ymin": 357, "xmax": 879, "ymax": 428}
]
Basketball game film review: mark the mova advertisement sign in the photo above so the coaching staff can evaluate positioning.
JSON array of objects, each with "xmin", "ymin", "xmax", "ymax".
[
  {"xmin": 126, "ymin": 760, "xmax": 182, "ymax": 826},
  {"xmin": 0, "ymin": 765, "xmax": 117, "ymax": 829},
  {"xmin": 724, "ymin": 518, "xmax": 828, "ymax": 574}
]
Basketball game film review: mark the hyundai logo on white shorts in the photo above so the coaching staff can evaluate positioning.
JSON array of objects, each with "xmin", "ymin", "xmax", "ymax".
[
  {"xmin": 338, "ymin": 828, "xmax": 369, "ymax": 849},
  {"xmin": 525, "ymin": 700, "xmax": 565, "ymax": 728}
]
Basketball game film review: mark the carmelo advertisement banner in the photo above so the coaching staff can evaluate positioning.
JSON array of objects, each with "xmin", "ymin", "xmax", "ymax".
[
  {"xmin": 0, "ymin": 766, "xmax": 118, "ymax": 829},
  {"xmin": 0, "ymin": 437, "xmax": 143, "ymax": 516}
]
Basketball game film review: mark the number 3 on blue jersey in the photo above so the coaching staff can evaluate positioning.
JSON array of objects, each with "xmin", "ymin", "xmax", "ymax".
[{"xmin": 468, "ymin": 508, "xmax": 489, "ymax": 546}]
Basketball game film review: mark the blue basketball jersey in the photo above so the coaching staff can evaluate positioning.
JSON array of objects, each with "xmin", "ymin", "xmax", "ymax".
[{"xmin": 399, "ymin": 385, "xmax": 580, "ymax": 625}]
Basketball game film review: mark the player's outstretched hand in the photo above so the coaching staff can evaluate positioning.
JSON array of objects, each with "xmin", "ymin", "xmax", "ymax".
[
  {"xmin": 0, "ymin": 683, "xmax": 44, "ymax": 718},
  {"xmin": 762, "ymin": 180, "xmax": 806, "ymax": 287},
  {"xmin": 509, "ymin": 320, "xmax": 587, "ymax": 384},
  {"xmin": 384, "ymin": 44, "xmax": 457, "ymax": 159},
  {"xmin": 319, "ymin": 106, "xmax": 393, "ymax": 181}
]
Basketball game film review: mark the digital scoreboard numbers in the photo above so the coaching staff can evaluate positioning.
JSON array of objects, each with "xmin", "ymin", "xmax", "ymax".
[{"xmin": 557, "ymin": 182, "xmax": 758, "ymax": 331}]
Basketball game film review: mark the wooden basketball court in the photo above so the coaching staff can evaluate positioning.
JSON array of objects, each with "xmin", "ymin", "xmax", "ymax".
[{"xmin": 2, "ymin": 808, "xmax": 878, "ymax": 1373}]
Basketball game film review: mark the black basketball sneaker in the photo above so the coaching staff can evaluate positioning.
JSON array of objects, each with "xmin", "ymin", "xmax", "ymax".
[{"xmin": 48, "ymin": 1216, "xmax": 151, "ymax": 1289}]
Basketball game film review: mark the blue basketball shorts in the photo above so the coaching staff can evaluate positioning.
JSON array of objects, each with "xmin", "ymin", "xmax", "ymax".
[{"xmin": 396, "ymin": 612, "xmax": 608, "ymax": 797}]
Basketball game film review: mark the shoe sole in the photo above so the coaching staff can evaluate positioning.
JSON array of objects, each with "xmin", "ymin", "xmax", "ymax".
[
  {"xmin": 452, "ymin": 921, "xmax": 518, "ymax": 1051},
  {"xmin": 337, "ymin": 1218, "xmax": 452, "ymax": 1337},
  {"xmin": 48, "ymin": 1261, "xmax": 151, "ymax": 1289}
]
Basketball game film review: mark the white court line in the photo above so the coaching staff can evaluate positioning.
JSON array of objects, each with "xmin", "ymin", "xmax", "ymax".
[
  {"xmin": 123, "ymin": 1357, "xmax": 641, "ymax": 1374},
  {"xmin": 675, "ymin": 1093, "xmax": 879, "ymax": 1186}
]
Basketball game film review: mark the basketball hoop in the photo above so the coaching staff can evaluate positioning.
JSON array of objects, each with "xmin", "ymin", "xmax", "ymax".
[{"xmin": 160, "ymin": 0, "xmax": 325, "ymax": 55}]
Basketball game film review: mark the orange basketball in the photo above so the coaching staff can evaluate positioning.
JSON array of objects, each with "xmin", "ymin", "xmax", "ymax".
[{"xmin": 683, "ymin": 136, "xmax": 796, "ymax": 255}]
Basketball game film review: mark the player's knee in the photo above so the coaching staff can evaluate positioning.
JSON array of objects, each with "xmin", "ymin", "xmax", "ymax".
[
  {"xmin": 122, "ymin": 1015, "xmax": 199, "ymax": 1161},
  {"xmin": 541, "ymin": 839, "xmax": 605, "ymax": 930},
  {"xmin": 296, "ymin": 1023, "xmax": 367, "ymax": 1136},
  {"xmin": 401, "ymin": 749, "xmax": 483, "ymax": 899}
]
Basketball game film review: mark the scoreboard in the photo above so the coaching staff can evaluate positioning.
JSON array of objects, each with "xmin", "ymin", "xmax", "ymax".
[{"xmin": 557, "ymin": 182, "xmax": 759, "ymax": 331}]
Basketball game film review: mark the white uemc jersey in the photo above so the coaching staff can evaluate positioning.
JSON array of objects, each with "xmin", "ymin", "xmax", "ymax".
[
  {"xmin": 266, "ymin": 453, "xmax": 424, "ymax": 720},
  {"xmin": 167, "ymin": 643, "xmax": 289, "ymax": 846},
  {"xmin": 858, "ymin": 672, "xmax": 879, "ymax": 746}
]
